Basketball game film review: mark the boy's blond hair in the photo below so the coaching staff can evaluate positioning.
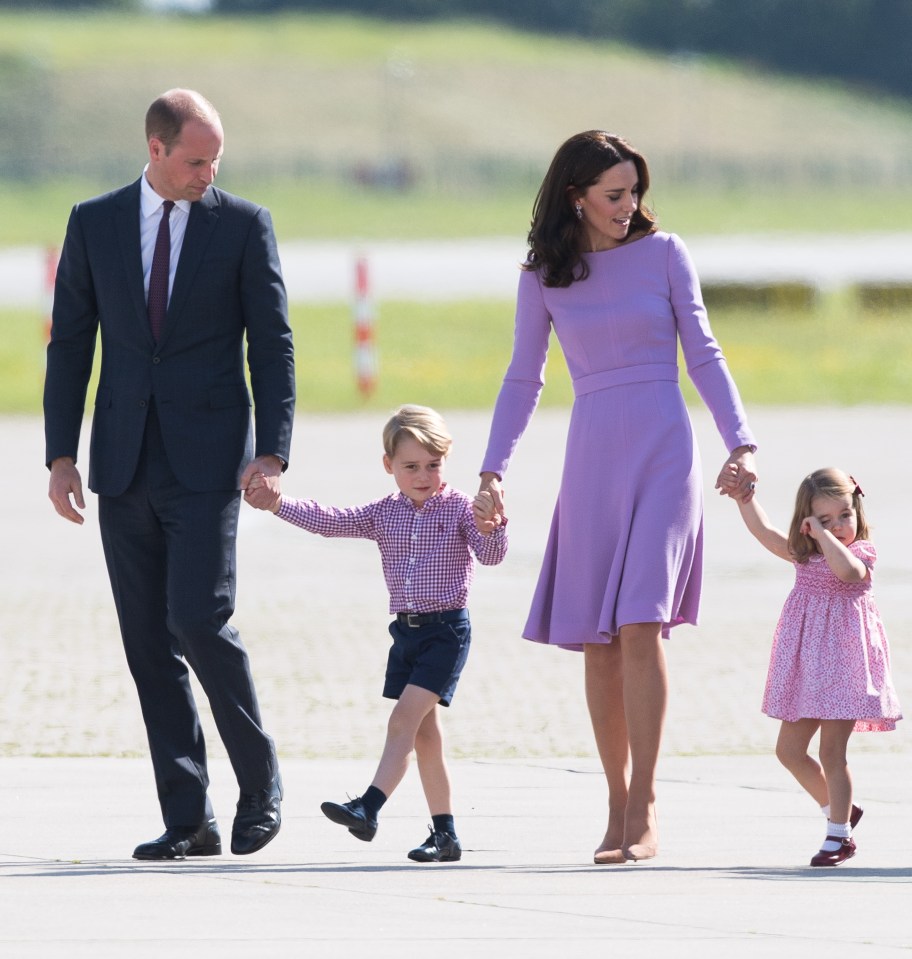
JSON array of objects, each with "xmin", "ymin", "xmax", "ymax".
[{"xmin": 382, "ymin": 405, "xmax": 452, "ymax": 458}]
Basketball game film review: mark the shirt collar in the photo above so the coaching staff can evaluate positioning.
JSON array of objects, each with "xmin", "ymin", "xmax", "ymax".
[{"xmin": 140, "ymin": 165, "xmax": 192, "ymax": 220}]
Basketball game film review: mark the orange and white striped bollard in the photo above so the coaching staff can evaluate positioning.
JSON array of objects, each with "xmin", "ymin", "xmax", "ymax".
[{"xmin": 353, "ymin": 255, "xmax": 378, "ymax": 397}]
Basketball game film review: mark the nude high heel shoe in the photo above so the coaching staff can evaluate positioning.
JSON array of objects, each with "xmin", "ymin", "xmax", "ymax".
[
  {"xmin": 593, "ymin": 813, "xmax": 627, "ymax": 864},
  {"xmin": 623, "ymin": 806, "xmax": 658, "ymax": 862},
  {"xmin": 593, "ymin": 843, "xmax": 627, "ymax": 865}
]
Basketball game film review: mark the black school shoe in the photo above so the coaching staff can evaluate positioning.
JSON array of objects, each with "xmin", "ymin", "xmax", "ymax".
[
  {"xmin": 320, "ymin": 797, "xmax": 378, "ymax": 841},
  {"xmin": 408, "ymin": 828, "xmax": 462, "ymax": 863}
]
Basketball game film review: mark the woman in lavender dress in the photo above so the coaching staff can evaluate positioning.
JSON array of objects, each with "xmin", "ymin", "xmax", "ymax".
[{"xmin": 479, "ymin": 131, "xmax": 758, "ymax": 864}]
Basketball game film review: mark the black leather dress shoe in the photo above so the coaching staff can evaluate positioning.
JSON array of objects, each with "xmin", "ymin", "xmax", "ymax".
[
  {"xmin": 407, "ymin": 829, "xmax": 462, "ymax": 863},
  {"xmin": 320, "ymin": 797, "xmax": 378, "ymax": 841},
  {"xmin": 133, "ymin": 818, "xmax": 222, "ymax": 860},
  {"xmin": 231, "ymin": 774, "xmax": 283, "ymax": 855}
]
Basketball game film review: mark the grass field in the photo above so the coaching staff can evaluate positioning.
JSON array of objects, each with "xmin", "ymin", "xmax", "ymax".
[
  {"xmin": 11, "ymin": 176, "xmax": 912, "ymax": 250},
  {"xmin": 3, "ymin": 10, "xmax": 910, "ymax": 414},
  {"xmin": 5, "ymin": 291, "xmax": 911, "ymax": 415},
  {"xmin": 4, "ymin": 10, "xmax": 912, "ymax": 245},
  {"xmin": 11, "ymin": 176, "xmax": 912, "ymax": 252}
]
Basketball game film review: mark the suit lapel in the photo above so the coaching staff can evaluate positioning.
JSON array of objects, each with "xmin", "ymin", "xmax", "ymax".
[
  {"xmin": 160, "ymin": 188, "xmax": 220, "ymax": 344},
  {"xmin": 113, "ymin": 180, "xmax": 151, "ymax": 342}
]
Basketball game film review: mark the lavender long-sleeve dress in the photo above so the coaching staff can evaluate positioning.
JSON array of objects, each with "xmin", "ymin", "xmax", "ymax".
[{"xmin": 481, "ymin": 232, "xmax": 756, "ymax": 651}]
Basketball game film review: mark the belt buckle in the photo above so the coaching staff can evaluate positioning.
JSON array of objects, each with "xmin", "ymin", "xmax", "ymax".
[{"xmin": 406, "ymin": 613, "xmax": 422, "ymax": 628}]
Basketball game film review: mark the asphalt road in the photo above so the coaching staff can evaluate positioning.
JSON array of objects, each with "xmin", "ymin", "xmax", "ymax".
[{"xmin": 1, "ymin": 407, "xmax": 910, "ymax": 958}]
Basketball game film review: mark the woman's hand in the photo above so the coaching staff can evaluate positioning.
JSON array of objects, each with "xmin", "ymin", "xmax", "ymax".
[
  {"xmin": 473, "ymin": 490, "xmax": 501, "ymax": 535},
  {"xmin": 478, "ymin": 471, "xmax": 506, "ymax": 522},
  {"xmin": 715, "ymin": 446, "xmax": 757, "ymax": 503}
]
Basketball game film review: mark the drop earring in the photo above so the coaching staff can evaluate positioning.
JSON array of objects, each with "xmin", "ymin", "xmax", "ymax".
[{"xmin": 574, "ymin": 203, "xmax": 583, "ymax": 220}]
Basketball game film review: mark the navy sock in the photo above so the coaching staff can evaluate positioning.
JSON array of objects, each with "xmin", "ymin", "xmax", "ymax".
[
  {"xmin": 432, "ymin": 813, "xmax": 456, "ymax": 836},
  {"xmin": 361, "ymin": 785, "xmax": 387, "ymax": 818}
]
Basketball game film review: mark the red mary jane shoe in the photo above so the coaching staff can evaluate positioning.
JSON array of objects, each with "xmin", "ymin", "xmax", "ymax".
[{"xmin": 810, "ymin": 836, "xmax": 856, "ymax": 867}]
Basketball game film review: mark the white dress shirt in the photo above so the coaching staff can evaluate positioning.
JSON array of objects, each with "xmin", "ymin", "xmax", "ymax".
[{"xmin": 140, "ymin": 167, "xmax": 192, "ymax": 303}]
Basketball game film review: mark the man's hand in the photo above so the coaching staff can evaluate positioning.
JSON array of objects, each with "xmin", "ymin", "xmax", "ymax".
[
  {"xmin": 241, "ymin": 455, "xmax": 284, "ymax": 512},
  {"xmin": 48, "ymin": 457, "xmax": 86, "ymax": 525},
  {"xmin": 244, "ymin": 471, "xmax": 282, "ymax": 513}
]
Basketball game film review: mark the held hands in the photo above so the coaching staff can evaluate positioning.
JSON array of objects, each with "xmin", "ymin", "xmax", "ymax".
[
  {"xmin": 475, "ymin": 472, "xmax": 507, "ymax": 535},
  {"xmin": 473, "ymin": 489, "xmax": 502, "ymax": 535},
  {"xmin": 714, "ymin": 447, "xmax": 757, "ymax": 504},
  {"xmin": 478, "ymin": 471, "xmax": 506, "ymax": 522},
  {"xmin": 716, "ymin": 463, "xmax": 740, "ymax": 495},
  {"xmin": 243, "ymin": 460, "xmax": 283, "ymax": 513}
]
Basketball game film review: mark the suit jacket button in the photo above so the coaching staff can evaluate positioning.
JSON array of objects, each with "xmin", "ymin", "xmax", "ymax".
[
  {"xmin": 152, "ymin": 356, "xmax": 161, "ymax": 364},
  {"xmin": 139, "ymin": 399, "xmax": 147, "ymax": 407}
]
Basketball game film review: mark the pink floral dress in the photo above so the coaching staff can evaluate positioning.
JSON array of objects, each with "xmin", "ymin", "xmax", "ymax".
[{"xmin": 762, "ymin": 541, "xmax": 902, "ymax": 731}]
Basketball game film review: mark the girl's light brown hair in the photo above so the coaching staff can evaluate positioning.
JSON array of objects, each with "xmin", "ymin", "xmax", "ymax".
[{"xmin": 787, "ymin": 467, "xmax": 870, "ymax": 563}]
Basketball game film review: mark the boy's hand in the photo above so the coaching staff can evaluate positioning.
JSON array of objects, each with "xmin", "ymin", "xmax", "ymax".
[
  {"xmin": 473, "ymin": 490, "xmax": 502, "ymax": 535},
  {"xmin": 244, "ymin": 472, "xmax": 282, "ymax": 513}
]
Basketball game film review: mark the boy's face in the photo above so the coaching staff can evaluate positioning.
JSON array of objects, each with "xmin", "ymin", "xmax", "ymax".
[{"xmin": 383, "ymin": 436, "xmax": 446, "ymax": 507}]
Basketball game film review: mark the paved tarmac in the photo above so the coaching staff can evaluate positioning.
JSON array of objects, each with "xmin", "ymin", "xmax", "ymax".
[{"xmin": 2, "ymin": 409, "xmax": 910, "ymax": 956}]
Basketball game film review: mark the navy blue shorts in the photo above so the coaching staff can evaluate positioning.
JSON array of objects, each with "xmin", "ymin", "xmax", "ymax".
[{"xmin": 383, "ymin": 609, "xmax": 471, "ymax": 707}]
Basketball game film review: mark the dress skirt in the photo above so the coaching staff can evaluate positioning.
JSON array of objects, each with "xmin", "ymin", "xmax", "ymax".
[{"xmin": 524, "ymin": 376, "xmax": 703, "ymax": 650}]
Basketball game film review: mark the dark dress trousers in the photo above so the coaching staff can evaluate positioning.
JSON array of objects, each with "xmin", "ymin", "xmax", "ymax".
[{"xmin": 44, "ymin": 179, "xmax": 295, "ymax": 828}]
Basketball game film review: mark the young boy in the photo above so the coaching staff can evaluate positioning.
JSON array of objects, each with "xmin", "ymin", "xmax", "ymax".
[{"xmin": 245, "ymin": 405, "xmax": 507, "ymax": 862}]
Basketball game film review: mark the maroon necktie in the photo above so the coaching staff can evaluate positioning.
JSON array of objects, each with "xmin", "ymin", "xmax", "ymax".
[{"xmin": 147, "ymin": 200, "xmax": 175, "ymax": 341}]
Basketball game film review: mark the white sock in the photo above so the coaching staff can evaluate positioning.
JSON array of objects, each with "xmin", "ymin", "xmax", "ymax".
[{"xmin": 820, "ymin": 820, "xmax": 851, "ymax": 852}]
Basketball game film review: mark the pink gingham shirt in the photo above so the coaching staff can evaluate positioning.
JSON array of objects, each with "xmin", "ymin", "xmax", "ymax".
[{"xmin": 275, "ymin": 484, "xmax": 508, "ymax": 613}]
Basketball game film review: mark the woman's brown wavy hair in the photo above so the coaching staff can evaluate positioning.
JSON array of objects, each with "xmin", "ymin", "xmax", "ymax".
[{"xmin": 524, "ymin": 130, "xmax": 657, "ymax": 288}]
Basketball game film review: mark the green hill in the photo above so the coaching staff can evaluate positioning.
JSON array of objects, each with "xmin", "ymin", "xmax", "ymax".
[{"xmin": 3, "ymin": 10, "xmax": 912, "ymax": 244}]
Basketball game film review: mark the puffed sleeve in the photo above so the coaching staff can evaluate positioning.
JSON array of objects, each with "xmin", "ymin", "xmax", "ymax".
[{"xmin": 850, "ymin": 540, "xmax": 876, "ymax": 572}]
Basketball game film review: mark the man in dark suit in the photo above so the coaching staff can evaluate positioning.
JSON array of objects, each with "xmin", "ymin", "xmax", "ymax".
[{"xmin": 44, "ymin": 89, "xmax": 295, "ymax": 860}]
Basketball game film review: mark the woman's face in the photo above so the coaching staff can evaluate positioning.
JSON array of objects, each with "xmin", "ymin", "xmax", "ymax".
[{"xmin": 574, "ymin": 160, "xmax": 639, "ymax": 251}]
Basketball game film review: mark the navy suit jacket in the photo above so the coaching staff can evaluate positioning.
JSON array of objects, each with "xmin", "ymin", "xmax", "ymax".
[{"xmin": 44, "ymin": 179, "xmax": 295, "ymax": 495}]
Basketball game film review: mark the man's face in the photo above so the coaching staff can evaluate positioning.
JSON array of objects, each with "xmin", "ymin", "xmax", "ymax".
[{"xmin": 146, "ymin": 118, "xmax": 224, "ymax": 202}]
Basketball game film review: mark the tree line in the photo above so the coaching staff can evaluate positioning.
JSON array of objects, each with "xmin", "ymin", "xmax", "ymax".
[{"xmin": 6, "ymin": 0, "xmax": 912, "ymax": 100}]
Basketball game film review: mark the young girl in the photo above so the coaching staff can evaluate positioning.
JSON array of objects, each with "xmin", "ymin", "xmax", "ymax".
[{"xmin": 731, "ymin": 467, "xmax": 901, "ymax": 867}]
